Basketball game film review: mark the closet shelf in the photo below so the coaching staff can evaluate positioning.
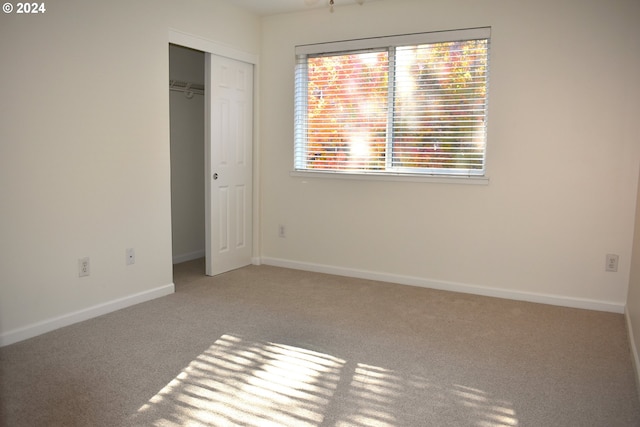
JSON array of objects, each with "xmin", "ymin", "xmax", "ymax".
[{"xmin": 169, "ymin": 79, "xmax": 204, "ymax": 98}]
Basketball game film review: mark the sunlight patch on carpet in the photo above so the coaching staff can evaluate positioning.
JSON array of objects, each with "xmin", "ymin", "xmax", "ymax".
[
  {"xmin": 451, "ymin": 385, "xmax": 518, "ymax": 426},
  {"xmin": 131, "ymin": 334, "xmax": 518, "ymax": 426},
  {"xmin": 133, "ymin": 334, "xmax": 345, "ymax": 426}
]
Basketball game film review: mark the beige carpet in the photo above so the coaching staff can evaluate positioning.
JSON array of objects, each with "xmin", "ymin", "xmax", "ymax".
[{"xmin": 1, "ymin": 258, "xmax": 639, "ymax": 426}]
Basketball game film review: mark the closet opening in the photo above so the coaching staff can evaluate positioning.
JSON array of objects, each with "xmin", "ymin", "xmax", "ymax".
[{"xmin": 169, "ymin": 43, "xmax": 206, "ymax": 275}]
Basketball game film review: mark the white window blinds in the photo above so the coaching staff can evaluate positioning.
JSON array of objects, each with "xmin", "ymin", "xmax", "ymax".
[{"xmin": 294, "ymin": 27, "xmax": 490, "ymax": 177}]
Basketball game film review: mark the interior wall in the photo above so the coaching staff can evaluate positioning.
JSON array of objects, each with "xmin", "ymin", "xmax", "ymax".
[
  {"xmin": 259, "ymin": 0, "xmax": 640, "ymax": 310},
  {"xmin": 0, "ymin": 0, "xmax": 259, "ymax": 343},
  {"xmin": 628, "ymin": 166, "xmax": 640, "ymax": 385},
  {"xmin": 169, "ymin": 45, "xmax": 205, "ymax": 264}
]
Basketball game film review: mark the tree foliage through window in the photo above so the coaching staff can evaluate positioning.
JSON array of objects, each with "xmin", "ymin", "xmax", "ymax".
[{"xmin": 295, "ymin": 30, "xmax": 490, "ymax": 177}]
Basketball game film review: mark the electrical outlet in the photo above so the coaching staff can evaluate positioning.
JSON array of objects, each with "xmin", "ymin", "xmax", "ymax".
[
  {"xmin": 126, "ymin": 248, "xmax": 135, "ymax": 265},
  {"xmin": 78, "ymin": 257, "xmax": 90, "ymax": 277},
  {"xmin": 606, "ymin": 254, "xmax": 619, "ymax": 272},
  {"xmin": 278, "ymin": 225, "xmax": 286, "ymax": 238}
]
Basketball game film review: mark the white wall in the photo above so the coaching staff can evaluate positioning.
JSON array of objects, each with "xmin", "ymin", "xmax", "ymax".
[
  {"xmin": 0, "ymin": 0, "xmax": 260, "ymax": 344},
  {"xmin": 169, "ymin": 45, "xmax": 205, "ymax": 263},
  {"xmin": 628, "ymin": 167, "xmax": 640, "ymax": 387},
  {"xmin": 259, "ymin": 0, "xmax": 640, "ymax": 311}
]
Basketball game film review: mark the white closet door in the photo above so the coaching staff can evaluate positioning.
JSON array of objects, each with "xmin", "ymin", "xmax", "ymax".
[{"xmin": 205, "ymin": 54, "xmax": 253, "ymax": 276}]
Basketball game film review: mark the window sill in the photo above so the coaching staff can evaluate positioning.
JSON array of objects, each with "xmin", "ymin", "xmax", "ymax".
[{"xmin": 289, "ymin": 170, "xmax": 490, "ymax": 185}]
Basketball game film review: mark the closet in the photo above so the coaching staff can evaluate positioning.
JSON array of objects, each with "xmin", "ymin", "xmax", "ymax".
[{"xmin": 169, "ymin": 44, "xmax": 206, "ymax": 264}]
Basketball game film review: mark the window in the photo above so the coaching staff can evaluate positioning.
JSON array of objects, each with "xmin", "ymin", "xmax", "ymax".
[{"xmin": 294, "ymin": 27, "xmax": 490, "ymax": 179}]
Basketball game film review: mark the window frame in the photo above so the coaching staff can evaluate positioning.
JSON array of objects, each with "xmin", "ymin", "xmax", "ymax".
[{"xmin": 293, "ymin": 27, "xmax": 491, "ymax": 184}]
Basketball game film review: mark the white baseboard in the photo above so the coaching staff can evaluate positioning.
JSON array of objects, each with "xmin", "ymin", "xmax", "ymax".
[
  {"xmin": 0, "ymin": 283, "xmax": 175, "ymax": 347},
  {"xmin": 625, "ymin": 307, "xmax": 640, "ymax": 398},
  {"xmin": 260, "ymin": 257, "xmax": 625, "ymax": 314},
  {"xmin": 173, "ymin": 250, "xmax": 205, "ymax": 264}
]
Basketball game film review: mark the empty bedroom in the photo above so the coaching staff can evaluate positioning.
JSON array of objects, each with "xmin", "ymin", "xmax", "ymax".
[{"xmin": 1, "ymin": 0, "xmax": 640, "ymax": 425}]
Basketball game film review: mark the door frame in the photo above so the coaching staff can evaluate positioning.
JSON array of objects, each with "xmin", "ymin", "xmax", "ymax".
[{"xmin": 168, "ymin": 29, "xmax": 260, "ymax": 269}]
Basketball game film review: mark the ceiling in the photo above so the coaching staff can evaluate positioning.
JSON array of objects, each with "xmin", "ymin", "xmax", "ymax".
[{"xmin": 227, "ymin": 0, "xmax": 371, "ymax": 16}]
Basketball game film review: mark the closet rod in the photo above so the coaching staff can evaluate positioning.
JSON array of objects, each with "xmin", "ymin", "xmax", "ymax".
[{"xmin": 169, "ymin": 79, "xmax": 204, "ymax": 98}]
